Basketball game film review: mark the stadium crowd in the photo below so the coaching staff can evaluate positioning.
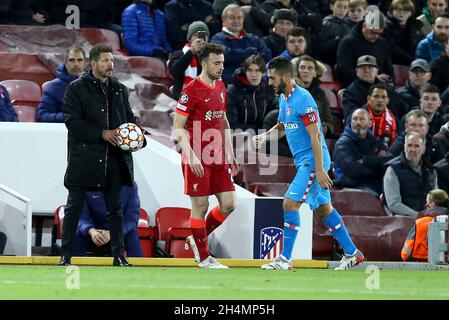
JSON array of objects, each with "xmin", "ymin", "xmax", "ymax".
[{"xmin": 1, "ymin": 0, "xmax": 449, "ymax": 262}]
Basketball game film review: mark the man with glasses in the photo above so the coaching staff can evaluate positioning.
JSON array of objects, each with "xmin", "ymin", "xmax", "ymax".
[
  {"xmin": 336, "ymin": 9, "xmax": 395, "ymax": 87},
  {"xmin": 416, "ymin": 13, "xmax": 449, "ymax": 61}
]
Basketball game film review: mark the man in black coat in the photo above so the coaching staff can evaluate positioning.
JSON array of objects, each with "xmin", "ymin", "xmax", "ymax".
[
  {"xmin": 396, "ymin": 59, "xmax": 432, "ymax": 110},
  {"xmin": 430, "ymin": 38, "xmax": 449, "ymax": 106},
  {"xmin": 336, "ymin": 11, "xmax": 395, "ymax": 87},
  {"xmin": 60, "ymin": 44, "xmax": 146, "ymax": 267},
  {"xmin": 333, "ymin": 108, "xmax": 387, "ymax": 196},
  {"xmin": 343, "ymin": 55, "xmax": 408, "ymax": 122}
]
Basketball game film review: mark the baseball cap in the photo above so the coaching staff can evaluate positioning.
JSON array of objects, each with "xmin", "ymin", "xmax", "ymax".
[
  {"xmin": 410, "ymin": 59, "xmax": 430, "ymax": 72},
  {"xmin": 357, "ymin": 55, "xmax": 378, "ymax": 68}
]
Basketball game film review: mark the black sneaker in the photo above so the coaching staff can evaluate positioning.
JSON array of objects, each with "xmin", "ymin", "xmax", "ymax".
[
  {"xmin": 113, "ymin": 255, "xmax": 132, "ymax": 267},
  {"xmin": 59, "ymin": 256, "xmax": 71, "ymax": 266}
]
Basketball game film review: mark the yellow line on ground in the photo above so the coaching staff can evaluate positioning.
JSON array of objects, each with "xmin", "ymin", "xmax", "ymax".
[{"xmin": 0, "ymin": 256, "xmax": 328, "ymax": 268}]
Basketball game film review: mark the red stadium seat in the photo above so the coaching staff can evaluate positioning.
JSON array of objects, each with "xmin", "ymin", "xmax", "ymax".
[
  {"xmin": 323, "ymin": 88, "xmax": 338, "ymax": 109},
  {"xmin": 393, "ymin": 64, "xmax": 409, "ymax": 88},
  {"xmin": 137, "ymin": 208, "xmax": 157, "ymax": 257},
  {"xmin": 42, "ymin": 80, "xmax": 51, "ymax": 92},
  {"xmin": 320, "ymin": 81, "xmax": 343, "ymax": 92},
  {"xmin": 331, "ymin": 188, "xmax": 387, "ymax": 216},
  {"xmin": 337, "ymin": 88, "xmax": 345, "ymax": 110},
  {"xmin": 13, "ymin": 105, "xmax": 37, "ymax": 122},
  {"xmin": 0, "ymin": 79, "xmax": 41, "ymax": 107},
  {"xmin": 0, "ymin": 53, "xmax": 55, "ymax": 86},
  {"xmin": 320, "ymin": 63, "xmax": 334, "ymax": 82},
  {"xmin": 79, "ymin": 28, "xmax": 121, "ymax": 52},
  {"xmin": 155, "ymin": 207, "xmax": 194, "ymax": 258}
]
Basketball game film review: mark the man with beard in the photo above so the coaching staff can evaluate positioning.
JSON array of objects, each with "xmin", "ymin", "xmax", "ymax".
[
  {"xmin": 363, "ymin": 84, "xmax": 398, "ymax": 149},
  {"xmin": 415, "ymin": 13, "xmax": 449, "ymax": 62},
  {"xmin": 60, "ymin": 44, "xmax": 146, "ymax": 267},
  {"xmin": 172, "ymin": 43, "xmax": 239, "ymax": 269},
  {"xmin": 333, "ymin": 108, "xmax": 387, "ymax": 196},
  {"xmin": 280, "ymin": 27, "xmax": 309, "ymax": 60},
  {"xmin": 37, "ymin": 47, "xmax": 87, "ymax": 123},
  {"xmin": 252, "ymin": 56, "xmax": 365, "ymax": 271}
]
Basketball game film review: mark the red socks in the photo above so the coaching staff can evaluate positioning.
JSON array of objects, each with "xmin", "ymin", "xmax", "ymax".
[
  {"xmin": 206, "ymin": 206, "xmax": 228, "ymax": 235},
  {"xmin": 190, "ymin": 207, "xmax": 229, "ymax": 262},
  {"xmin": 189, "ymin": 217, "xmax": 209, "ymax": 261}
]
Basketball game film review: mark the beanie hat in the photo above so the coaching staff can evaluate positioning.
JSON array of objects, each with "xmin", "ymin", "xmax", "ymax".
[
  {"xmin": 187, "ymin": 21, "xmax": 210, "ymax": 40},
  {"xmin": 271, "ymin": 9, "xmax": 297, "ymax": 26}
]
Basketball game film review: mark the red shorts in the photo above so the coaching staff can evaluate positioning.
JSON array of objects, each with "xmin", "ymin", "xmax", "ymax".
[{"xmin": 182, "ymin": 163, "xmax": 235, "ymax": 196}]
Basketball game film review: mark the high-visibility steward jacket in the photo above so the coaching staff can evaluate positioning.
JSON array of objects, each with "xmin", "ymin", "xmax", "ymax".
[{"xmin": 401, "ymin": 207, "xmax": 448, "ymax": 261}]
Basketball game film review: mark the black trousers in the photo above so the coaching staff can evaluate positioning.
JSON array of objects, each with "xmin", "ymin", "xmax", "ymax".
[
  {"xmin": 0, "ymin": 232, "xmax": 7, "ymax": 255},
  {"xmin": 61, "ymin": 155, "xmax": 126, "ymax": 257}
]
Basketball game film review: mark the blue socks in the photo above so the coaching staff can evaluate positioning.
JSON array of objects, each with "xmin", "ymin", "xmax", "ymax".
[
  {"xmin": 281, "ymin": 210, "xmax": 300, "ymax": 260},
  {"xmin": 323, "ymin": 209, "xmax": 357, "ymax": 256}
]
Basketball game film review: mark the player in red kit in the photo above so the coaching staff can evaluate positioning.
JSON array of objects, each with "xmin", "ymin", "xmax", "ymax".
[{"xmin": 172, "ymin": 43, "xmax": 239, "ymax": 269}]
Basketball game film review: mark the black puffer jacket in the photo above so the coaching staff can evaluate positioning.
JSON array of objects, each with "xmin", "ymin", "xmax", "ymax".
[
  {"xmin": 63, "ymin": 71, "xmax": 144, "ymax": 188},
  {"xmin": 226, "ymin": 68, "xmax": 277, "ymax": 131},
  {"xmin": 383, "ymin": 14, "xmax": 423, "ymax": 66},
  {"xmin": 336, "ymin": 21, "xmax": 395, "ymax": 87},
  {"xmin": 316, "ymin": 15, "xmax": 351, "ymax": 66},
  {"xmin": 430, "ymin": 53, "xmax": 449, "ymax": 105}
]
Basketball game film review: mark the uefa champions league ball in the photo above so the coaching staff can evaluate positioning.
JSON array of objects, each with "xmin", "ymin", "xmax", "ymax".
[{"xmin": 115, "ymin": 123, "xmax": 144, "ymax": 152}]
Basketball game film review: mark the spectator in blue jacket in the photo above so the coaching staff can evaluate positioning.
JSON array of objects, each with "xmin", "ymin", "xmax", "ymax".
[
  {"xmin": 37, "ymin": 47, "xmax": 86, "ymax": 123},
  {"xmin": 415, "ymin": 13, "xmax": 449, "ymax": 62},
  {"xmin": 74, "ymin": 183, "xmax": 143, "ymax": 257},
  {"xmin": 0, "ymin": 84, "xmax": 18, "ymax": 122},
  {"xmin": 211, "ymin": 4, "xmax": 271, "ymax": 84},
  {"xmin": 122, "ymin": 0, "xmax": 172, "ymax": 60}
]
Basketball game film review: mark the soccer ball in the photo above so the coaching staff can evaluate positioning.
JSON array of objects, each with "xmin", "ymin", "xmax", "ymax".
[{"xmin": 115, "ymin": 123, "xmax": 144, "ymax": 152}]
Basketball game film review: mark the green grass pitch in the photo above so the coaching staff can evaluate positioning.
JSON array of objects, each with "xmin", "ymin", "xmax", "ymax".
[{"xmin": 1, "ymin": 265, "xmax": 449, "ymax": 300}]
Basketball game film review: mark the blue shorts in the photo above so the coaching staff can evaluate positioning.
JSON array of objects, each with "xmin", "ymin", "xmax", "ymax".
[{"xmin": 285, "ymin": 165, "xmax": 331, "ymax": 210}]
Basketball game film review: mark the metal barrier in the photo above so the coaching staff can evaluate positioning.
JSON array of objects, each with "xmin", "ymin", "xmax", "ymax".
[{"xmin": 428, "ymin": 215, "xmax": 448, "ymax": 264}]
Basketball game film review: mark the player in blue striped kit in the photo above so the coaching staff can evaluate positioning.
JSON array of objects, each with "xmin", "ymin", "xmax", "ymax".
[{"xmin": 253, "ymin": 56, "xmax": 365, "ymax": 270}]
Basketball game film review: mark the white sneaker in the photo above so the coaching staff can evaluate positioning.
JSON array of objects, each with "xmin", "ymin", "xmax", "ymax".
[
  {"xmin": 186, "ymin": 235, "xmax": 200, "ymax": 263},
  {"xmin": 198, "ymin": 256, "xmax": 229, "ymax": 269},
  {"xmin": 261, "ymin": 255, "xmax": 292, "ymax": 270},
  {"xmin": 334, "ymin": 249, "xmax": 365, "ymax": 271}
]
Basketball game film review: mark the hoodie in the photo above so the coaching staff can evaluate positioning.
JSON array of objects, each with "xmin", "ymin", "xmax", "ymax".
[{"xmin": 37, "ymin": 63, "xmax": 78, "ymax": 123}]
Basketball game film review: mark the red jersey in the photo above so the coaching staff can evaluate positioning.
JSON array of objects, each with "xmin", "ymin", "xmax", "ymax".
[{"xmin": 176, "ymin": 78, "xmax": 227, "ymax": 165}]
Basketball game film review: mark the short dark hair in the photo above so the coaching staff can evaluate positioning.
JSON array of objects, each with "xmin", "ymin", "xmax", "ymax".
[
  {"xmin": 286, "ymin": 27, "xmax": 308, "ymax": 42},
  {"xmin": 298, "ymin": 55, "xmax": 317, "ymax": 70},
  {"xmin": 420, "ymin": 83, "xmax": 440, "ymax": 97},
  {"xmin": 197, "ymin": 43, "xmax": 225, "ymax": 63},
  {"xmin": 368, "ymin": 83, "xmax": 389, "ymax": 96},
  {"xmin": 89, "ymin": 44, "xmax": 113, "ymax": 62},
  {"xmin": 267, "ymin": 56, "xmax": 293, "ymax": 76},
  {"xmin": 242, "ymin": 55, "xmax": 266, "ymax": 74},
  {"xmin": 65, "ymin": 46, "xmax": 86, "ymax": 62}
]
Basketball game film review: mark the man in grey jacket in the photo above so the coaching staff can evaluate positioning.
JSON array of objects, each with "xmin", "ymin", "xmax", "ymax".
[{"xmin": 383, "ymin": 131, "xmax": 438, "ymax": 217}]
